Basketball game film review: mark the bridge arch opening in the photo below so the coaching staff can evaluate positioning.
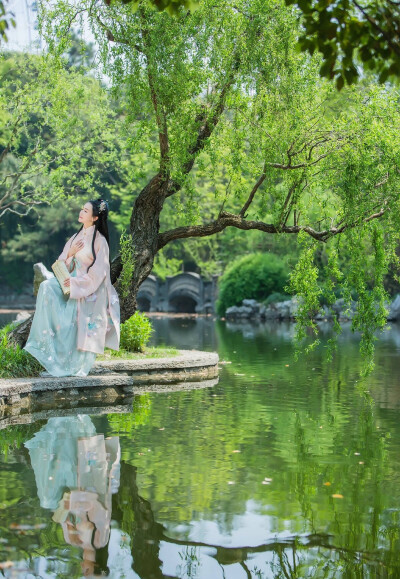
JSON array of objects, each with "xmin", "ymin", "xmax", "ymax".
[
  {"xmin": 169, "ymin": 295, "xmax": 197, "ymax": 313},
  {"xmin": 137, "ymin": 296, "xmax": 151, "ymax": 312}
]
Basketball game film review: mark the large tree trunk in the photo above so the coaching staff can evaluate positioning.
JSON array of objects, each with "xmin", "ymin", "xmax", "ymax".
[{"xmin": 118, "ymin": 172, "xmax": 168, "ymax": 323}]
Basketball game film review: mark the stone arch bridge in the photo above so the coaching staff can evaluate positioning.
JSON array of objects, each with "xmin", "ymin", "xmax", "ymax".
[{"xmin": 137, "ymin": 273, "xmax": 218, "ymax": 314}]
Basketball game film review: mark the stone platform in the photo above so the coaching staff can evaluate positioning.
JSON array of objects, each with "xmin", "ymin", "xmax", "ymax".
[{"xmin": 0, "ymin": 350, "xmax": 219, "ymax": 409}]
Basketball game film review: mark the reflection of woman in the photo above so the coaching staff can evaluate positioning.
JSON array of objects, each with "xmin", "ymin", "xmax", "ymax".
[
  {"xmin": 23, "ymin": 199, "xmax": 120, "ymax": 377},
  {"xmin": 25, "ymin": 416, "xmax": 120, "ymax": 577}
]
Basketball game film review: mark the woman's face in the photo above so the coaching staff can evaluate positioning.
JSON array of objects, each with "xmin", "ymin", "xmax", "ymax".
[{"xmin": 78, "ymin": 203, "xmax": 98, "ymax": 227}]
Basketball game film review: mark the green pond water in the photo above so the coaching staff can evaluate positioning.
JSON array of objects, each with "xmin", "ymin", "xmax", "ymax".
[{"xmin": 1, "ymin": 317, "xmax": 400, "ymax": 578}]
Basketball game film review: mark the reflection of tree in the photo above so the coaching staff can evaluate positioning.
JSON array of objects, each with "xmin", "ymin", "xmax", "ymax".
[
  {"xmin": 116, "ymin": 459, "xmax": 400, "ymax": 578},
  {"xmin": 115, "ymin": 461, "xmax": 172, "ymax": 579}
]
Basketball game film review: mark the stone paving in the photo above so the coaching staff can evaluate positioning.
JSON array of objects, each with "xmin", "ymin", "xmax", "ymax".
[{"xmin": 0, "ymin": 350, "xmax": 219, "ymax": 407}]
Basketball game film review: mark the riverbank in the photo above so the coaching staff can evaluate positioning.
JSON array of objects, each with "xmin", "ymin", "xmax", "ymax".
[{"xmin": 0, "ymin": 349, "xmax": 219, "ymax": 408}]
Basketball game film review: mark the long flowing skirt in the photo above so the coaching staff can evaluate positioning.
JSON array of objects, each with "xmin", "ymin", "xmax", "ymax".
[{"xmin": 24, "ymin": 277, "xmax": 96, "ymax": 377}]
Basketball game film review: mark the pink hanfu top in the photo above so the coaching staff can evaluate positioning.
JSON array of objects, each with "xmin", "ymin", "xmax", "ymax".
[{"xmin": 58, "ymin": 225, "xmax": 120, "ymax": 355}]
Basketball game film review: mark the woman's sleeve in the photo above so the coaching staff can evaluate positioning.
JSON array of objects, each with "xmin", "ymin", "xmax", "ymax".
[
  {"xmin": 58, "ymin": 237, "xmax": 74, "ymax": 267},
  {"xmin": 69, "ymin": 236, "xmax": 109, "ymax": 300}
]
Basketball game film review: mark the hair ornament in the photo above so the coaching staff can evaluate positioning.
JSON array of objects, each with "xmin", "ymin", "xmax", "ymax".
[{"xmin": 99, "ymin": 200, "xmax": 108, "ymax": 214}]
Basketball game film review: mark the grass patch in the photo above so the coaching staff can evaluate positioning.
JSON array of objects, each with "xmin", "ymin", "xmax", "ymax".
[
  {"xmin": 97, "ymin": 346, "xmax": 180, "ymax": 361},
  {"xmin": 0, "ymin": 323, "xmax": 43, "ymax": 379},
  {"xmin": 0, "ymin": 321, "xmax": 179, "ymax": 378}
]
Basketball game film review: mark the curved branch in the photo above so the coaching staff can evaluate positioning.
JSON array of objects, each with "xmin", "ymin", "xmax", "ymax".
[
  {"xmin": 94, "ymin": 13, "xmax": 144, "ymax": 52},
  {"xmin": 269, "ymin": 154, "xmax": 329, "ymax": 171},
  {"xmin": 157, "ymin": 211, "xmax": 328, "ymax": 250},
  {"xmin": 158, "ymin": 201, "xmax": 391, "ymax": 250}
]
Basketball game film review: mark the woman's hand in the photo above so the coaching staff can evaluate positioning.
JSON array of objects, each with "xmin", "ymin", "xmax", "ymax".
[
  {"xmin": 67, "ymin": 240, "xmax": 84, "ymax": 259},
  {"xmin": 64, "ymin": 278, "xmax": 71, "ymax": 288}
]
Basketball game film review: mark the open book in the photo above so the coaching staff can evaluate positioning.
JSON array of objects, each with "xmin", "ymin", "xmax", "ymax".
[{"xmin": 51, "ymin": 260, "xmax": 70, "ymax": 295}]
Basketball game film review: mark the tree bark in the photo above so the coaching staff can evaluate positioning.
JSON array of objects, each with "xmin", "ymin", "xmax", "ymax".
[{"xmin": 118, "ymin": 172, "xmax": 169, "ymax": 322}]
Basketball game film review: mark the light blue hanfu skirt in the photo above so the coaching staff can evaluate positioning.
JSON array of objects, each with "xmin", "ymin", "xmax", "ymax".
[{"xmin": 24, "ymin": 275, "xmax": 96, "ymax": 377}]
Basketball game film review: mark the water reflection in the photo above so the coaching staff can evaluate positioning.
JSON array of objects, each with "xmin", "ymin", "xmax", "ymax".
[
  {"xmin": 25, "ymin": 416, "xmax": 120, "ymax": 577},
  {"xmin": 2, "ymin": 318, "xmax": 400, "ymax": 576}
]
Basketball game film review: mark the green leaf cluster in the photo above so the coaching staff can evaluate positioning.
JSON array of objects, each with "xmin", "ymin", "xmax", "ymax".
[
  {"xmin": 0, "ymin": 0, "xmax": 15, "ymax": 44},
  {"xmin": 108, "ymin": 0, "xmax": 199, "ymax": 17},
  {"xmin": 120, "ymin": 311, "xmax": 153, "ymax": 352},
  {"xmin": 217, "ymin": 252, "xmax": 289, "ymax": 316},
  {"xmin": 285, "ymin": 0, "xmax": 400, "ymax": 87},
  {"xmin": 119, "ymin": 231, "xmax": 135, "ymax": 299},
  {"xmin": 0, "ymin": 323, "xmax": 42, "ymax": 378},
  {"xmin": 0, "ymin": 51, "xmax": 124, "ymax": 220}
]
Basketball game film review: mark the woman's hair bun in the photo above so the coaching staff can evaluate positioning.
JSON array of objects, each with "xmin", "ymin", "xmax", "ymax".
[{"xmin": 90, "ymin": 198, "xmax": 109, "ymax": 218}]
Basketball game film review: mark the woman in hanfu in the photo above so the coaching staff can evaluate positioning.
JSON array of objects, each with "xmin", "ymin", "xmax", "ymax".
[{"xmin": 24, "ymin": 199, "xmax": 120, "ymax": 377}]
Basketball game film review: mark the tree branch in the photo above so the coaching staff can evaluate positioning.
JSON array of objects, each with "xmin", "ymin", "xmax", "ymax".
[
  {"xmin": 166, "ymin": 51, "xmax": 241, "ymax": 198},
  {"xmin": 239, "ymin": 162, "xmax": 267, "ymax": 217},
  {"xmin": 352, "ymin": 0, "xmax": 400, "ymax": 58},
  {"xmin": 269, "ymin": 154, "xmax": 329, "ymax": 171},
  {"xmin": 158, "ymin": 201, "xmax": 391, "ymax": 250},
  {"xmin": 157, "ymin": 211, "xmax": 327, "ymax": 250},
  {"xmin": 93, "ymin": 12, "xmax": 144, "ymax": 52},
  {"xmin": 140, "ymin": 10, "xmax": 169, "ymax": 171}
]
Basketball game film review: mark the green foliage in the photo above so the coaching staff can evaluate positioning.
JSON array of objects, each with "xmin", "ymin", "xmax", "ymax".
[
  {"xmin": 217, "ymin": 253, "xmax": 289, "ymax": 316},
  {"xmin": 107, "ymin": 394, "xmax": 152, "ymax": 432},
  {"xmin": 152, "ymin": 250, "xmax": 182, "ymax": 281},
  {"xmin": 109, "ymin": 0, "xmax": 199, "ymax": 16},
  {"xmin": 0, "ymin": 0, "xmax": 15, "ymax": 44},
  {"xmin": 285, "ymin": 0, "xmax": 400, "ymax": 87},
  {"xmin": 119, "ymin": 231, "xmax": 135, "ymax": 300},
  {"xmin": 345, "ymin": 224, "xmax": 390, "ymax": 375},
  {"xmin": 0, "ymin": 421, "xmax": 44, "ymax": 457},
  {"xmin": 288, "ymin": 231, "xmax": 323, "ymax": 353},
  {"xmin": 0, "ymin": 51, "xmax": 123, "ymax": 221},
  {"xmin": 264, "ymin": 291, "xmax": 291, "ymax": 305},
  {"xmin": 120, "ymin": 311, "xmax": 153, "ymax": 352},
  {"xmin": 0, "ymin": 323, "xmax": 42, "ymax": 378}
]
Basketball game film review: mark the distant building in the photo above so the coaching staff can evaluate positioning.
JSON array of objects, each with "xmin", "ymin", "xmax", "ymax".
[{"xmin": 137, "ymin": 273, "xmax": 219, "ymax": 314}]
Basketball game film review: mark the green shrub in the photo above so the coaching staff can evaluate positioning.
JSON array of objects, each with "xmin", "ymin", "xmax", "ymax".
[
  {"xmin": 217, "ymin": 253, "xmax": 289, "ymax": 316},
  {"xmin": 263, "ymin": 292, "xmax": 291, "ymax": 305},
  {"xmin": 0, "ymin": 323, "xmax": 43, "ymax": 378},
  {"xmin": 120, "ymin": 311, "xmax": 153, "ymax": 352}
]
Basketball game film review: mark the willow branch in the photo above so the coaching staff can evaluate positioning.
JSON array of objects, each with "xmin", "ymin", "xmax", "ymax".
[
  {"xmin": 239, "ymin": 162, "xmax": 267, "ymax": 217},
  {"xmin": 0, "ymin": 114, "xmax": 21, "ymax": 165},
  {"xmin": 158, "ymin": 211, "xmax": 329, "ymax": 250},
  {"xmin": 166, "ymin": 52, "xmax": 240, "ymax": 198},
  {"xmin": 139, "ymin": 11, "xmax": 169, "ymax": 171},
  {"xmin": 269, "ymin": 154, "xmax": 329, "ymax": 171},
  {"xmin": 158, "ymin": 201, "xmax": 391, "ymax": 250},
  {"xmin": 94, "ymin": 13, "xmax": 144, "ymax": 52}
]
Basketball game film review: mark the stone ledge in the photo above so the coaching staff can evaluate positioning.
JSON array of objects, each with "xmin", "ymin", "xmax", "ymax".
[
  {"xmin": 0, "ymin": 377, "xmax": 219, "ymax": 424},
  {"xmin": 92, "ymin": 350, "xmax": 219, "ymax": 373},
  {"xmin": 0, "ymin": 350, "xmax": 219, "ymax": 406}
]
